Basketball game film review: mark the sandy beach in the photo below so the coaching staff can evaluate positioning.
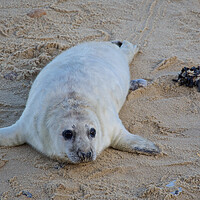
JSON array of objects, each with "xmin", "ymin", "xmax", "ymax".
[{"xmin": 0, "ymin": 0, "xmax": 200, "ymax": 199}]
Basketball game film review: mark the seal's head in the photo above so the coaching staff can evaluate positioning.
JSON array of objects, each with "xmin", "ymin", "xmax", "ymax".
[
  {"xmin": 60, "ymin": 119, "xmax": 97, "ymax": 163},
  {"xmin": 45, "ymin": 102, "xmax": 99, "ymax": 163}
]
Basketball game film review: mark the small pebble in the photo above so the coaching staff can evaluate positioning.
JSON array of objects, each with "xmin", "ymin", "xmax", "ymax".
[
  {"xmin": 171, "ymin": 187, "xmax": 182, "ymax": 196},
  {"xmin": 54, "ymin": 162, "xmax": 66, "ymax": 169},
  {"xmin": 27, "ymin": 9, "xmax": 47, "ymax": 18},
  {"xmin": 166, "ymin": 180, "xmax": 176, "ymax": 188},
  {"xmin": 130, "ymin": 79, "xmax": 147, "ymax": 91},
  {"xmin": 22, "ymin": 191, "xmax": 32, "ymax": 198}
]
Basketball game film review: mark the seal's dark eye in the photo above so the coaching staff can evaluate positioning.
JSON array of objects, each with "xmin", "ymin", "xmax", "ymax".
[
  {"xmin": 90, "ymin": 128, "xmax": 96, "ymax": 138},
  {"xmin": 62, "ymin": 130, "xmax": 73, "ymax": 140}
]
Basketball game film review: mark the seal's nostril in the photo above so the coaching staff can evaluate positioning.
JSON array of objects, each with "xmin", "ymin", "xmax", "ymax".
[
  {"xmin": 86, "ymin": 151, "xmax": 92, "ymax": 159},
  {"xmin": 77, "ymin": 149, "xmax": 92, "ymax": 160},
  {"xmin": 81, "ymin": 152, "xmax": 86, "ymax": 159}
]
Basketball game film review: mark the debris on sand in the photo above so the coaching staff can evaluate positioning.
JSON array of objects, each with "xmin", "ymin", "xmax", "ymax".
[
  {"xmin": 173, "ymin": 66, "xmax": 200, "ymax": 92},
  {"xmin": 27, "ymin": 9, "xmax": 47, "ymax": 18}
]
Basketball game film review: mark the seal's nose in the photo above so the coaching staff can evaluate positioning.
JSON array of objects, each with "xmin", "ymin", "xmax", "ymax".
[{"xmin": 77, "ymin": 149, "xmax": 92, "ymax": 161}]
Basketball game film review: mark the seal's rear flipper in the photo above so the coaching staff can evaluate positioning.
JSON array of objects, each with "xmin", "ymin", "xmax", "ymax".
[
  {"xmin": 112, "ymin": 40, "xmax": 139, "ymax": 64},
  {"xmin": 0, "ymin": 123, "xmax": 25, "ymax": 146},
  {"xmin": 111, "ymin": 129, "xmax": 161, "ymax": 156}
]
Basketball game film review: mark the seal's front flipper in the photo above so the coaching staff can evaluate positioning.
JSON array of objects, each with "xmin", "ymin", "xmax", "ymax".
[
  {"xmin": 111, "ymin": 129, "xmax": 160, "ymax": 156},
  {"xmin": 0, "ymin": 123, "xmax": 25, "ymax": 146},
  {"xmin": 130, "ymin": 79, "xmax": 147, "ymax": 91}
]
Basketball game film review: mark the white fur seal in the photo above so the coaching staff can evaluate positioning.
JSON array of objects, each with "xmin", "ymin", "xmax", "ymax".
[{"xmin": 0, "ymin": 41, "xmax": 160, "ymax": 163}]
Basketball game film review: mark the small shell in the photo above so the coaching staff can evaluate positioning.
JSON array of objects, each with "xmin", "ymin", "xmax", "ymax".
[
  {"xmin": 4, "ymin": 72, "xmax": 18, "ymax": 81},
  {"xmin": 27, "ymin": 9, "xmax": 47, "ymax": 18}
]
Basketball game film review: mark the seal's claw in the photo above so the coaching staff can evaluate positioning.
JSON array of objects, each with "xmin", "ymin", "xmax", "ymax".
[
  {"xmin": 133, "ymin": 144, "xmax": 161, "ymax": 155},
  {"xmin": 111, "ymin": 129, "xmax": 161, "ymax": 156},
  {"xmin": 111, "ymin": 40, "xmax": 123, "ymax": 47},
  {"xmin": 130, "ymin": 79, "xmax": 147, "ymax": 91},
  {"xmin": 132, "ymin": 138, "xmax": 161, "ymax": 155}
]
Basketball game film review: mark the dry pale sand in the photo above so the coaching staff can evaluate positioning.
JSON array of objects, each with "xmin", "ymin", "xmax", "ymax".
[{"xmin": 0, "ymin": 0, "xmax": 200, "ymax": 199}]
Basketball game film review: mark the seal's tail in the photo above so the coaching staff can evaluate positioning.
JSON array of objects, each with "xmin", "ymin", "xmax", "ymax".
[{"xmin": 0, "ymin": 122, "xmax": 25, "ymax": 146}]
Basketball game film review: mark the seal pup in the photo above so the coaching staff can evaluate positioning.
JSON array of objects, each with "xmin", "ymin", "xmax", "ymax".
[{"xmin": 0, "ymin": 41, "xmax": 160, "ymax": 163}]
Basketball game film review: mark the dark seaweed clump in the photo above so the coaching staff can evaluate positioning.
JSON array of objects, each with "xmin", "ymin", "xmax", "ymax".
[{"xmin": 173, "ymin": 66, "xmax": 200, "ymax": 92}]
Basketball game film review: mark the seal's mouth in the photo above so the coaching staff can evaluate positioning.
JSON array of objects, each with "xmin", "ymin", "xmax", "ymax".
[
  {"xmin": 73, "ymin": 152, "xmax": 96, "ymax": 164},
  {"xmin": 60, "ymin": 150, "xmax": 96, "ymax": 164},
  {"xmin": 54, "ymin": 148, "xmax": 96, "ymax": 164},
  {"xmin": 68, "ymin": 156, "xmax": 95, "ymax": 164}
]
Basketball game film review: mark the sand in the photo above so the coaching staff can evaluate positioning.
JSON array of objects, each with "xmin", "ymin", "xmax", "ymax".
[{"xmin": 0, "ymin": 0, "xmax": 200, "ymax": 199}]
